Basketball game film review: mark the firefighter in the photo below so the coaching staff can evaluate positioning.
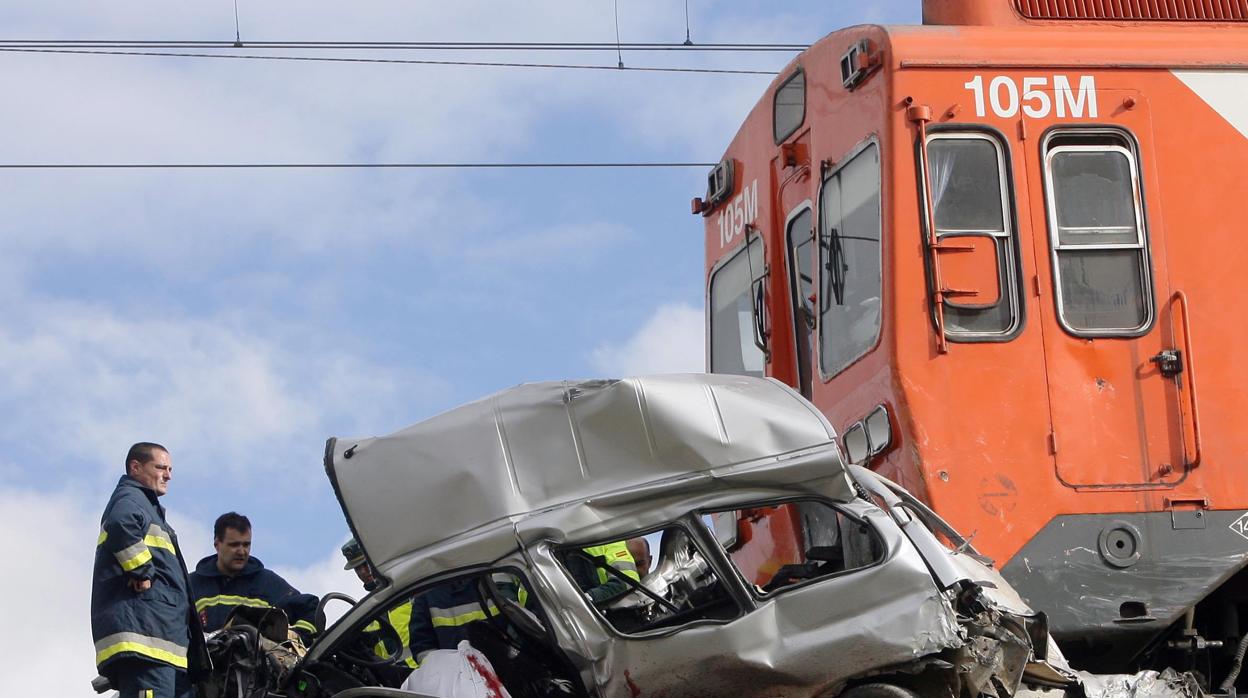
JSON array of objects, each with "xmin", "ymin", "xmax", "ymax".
[
  {"xmin": 342, "ymin": 538, "xmax": 419, "ymax": 669},
  {"xmin": 570, "ymin": 540, "xmax": 641, "ymax": 603},
  {"xmin": 189, "ymin": 512, "xmax": 319, "ymax": 642},
  {"xmin": 406, "ymin": 576, "xmax": 502, "ymax": 662},
  {"xmin": 91, "ymin": 442, "xmax": 205, "ymax": 698}
]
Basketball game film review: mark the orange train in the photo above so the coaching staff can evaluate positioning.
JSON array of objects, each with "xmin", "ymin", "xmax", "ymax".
[{"xmin": 698, "ymin": 0, "xmax": 1248, "ymax": 685}]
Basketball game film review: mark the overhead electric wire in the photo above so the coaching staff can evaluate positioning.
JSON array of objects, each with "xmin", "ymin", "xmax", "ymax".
[
  {"xmin": 0, "ymin": 46, "xmax": 776, "ymax": 75},
  {"xmin": 0, "ymin": 162, "xmax": 717, "ymax": 169},
  {"xmin": 0, "ymin": 40, "xmax": 808, "ymax": 52}
]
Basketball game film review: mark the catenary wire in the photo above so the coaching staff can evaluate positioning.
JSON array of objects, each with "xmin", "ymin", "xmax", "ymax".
[
  {"xmin": 0, "ymin": 162, "xmax": 718, "ymax": 169},
  {"xmin": 0, "ymin": 40, "xmax": 807, "ymax": 51},
  {"xmin": 0, "ymin": 47, "xmax": 777, "ymax": 75}
]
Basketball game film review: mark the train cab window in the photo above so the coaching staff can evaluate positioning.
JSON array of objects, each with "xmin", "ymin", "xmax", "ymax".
[
  {"xmin": 818, "ymin": 142, "xmax": 882, "ymax": 378},
  {"xmin": 773, "ymin": 70, "xmax": 806, "ymax": 144},
  {"xmin": 706, "ymin": 501, "xmax": 884, "ymax": 595},
  {"xmin": 1042, "ymin": 131, "xmax": 1153, "ymax": 334},
  {"xmin": 925, "ymin": 132, "xmax": 1022, "ymax": 338},
  {"xmin": 709, "ymin": 238, "xmax": 766, "ymax": 377},
  {"xmin": 786, "ymin": 207, "xmax": 815, "ymax": 397}
]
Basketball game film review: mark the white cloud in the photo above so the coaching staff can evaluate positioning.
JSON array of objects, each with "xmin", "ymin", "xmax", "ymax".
[
  {"xmin": 0, "ymin": 293, "xmax": 448, "ymax": 482},
  {"xmin": 0, "ymin": 487, "xmax": 98, "ymax": 695},
  {"xmin": 459, "ymin": 221, "xmax": 631, "ymax": 270},
  {"xmin": 0, "ymin": 0, "xmax": 809, "ymax": 267},
  {"xmin": 590, "ymin": 302, "xmax": 704, "ymax": 376},
  {"xmin": 273, "ymin": 545, "xmax": 362, "ymax": 601},
  {"xmin": 273, "ymin": 544, "xmax": 366, "ymax": 629}
]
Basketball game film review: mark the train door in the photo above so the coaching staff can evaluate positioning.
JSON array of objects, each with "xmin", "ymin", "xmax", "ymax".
[
  {"xmin": 1021, "ymin": 92, "xmax": 1185, "ymax": 488},
  {"xmin": 786, "ymin": 205, "xmax": 815, "ymax": 398}
]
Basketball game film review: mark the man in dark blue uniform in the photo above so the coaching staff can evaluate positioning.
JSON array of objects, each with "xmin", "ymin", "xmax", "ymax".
[
  {"xmin": 91, "ymin": 442, "xmax": 205, "ymax": 698},
  {"xmin": 189, "ymin": 512, "xmax": 319, "ymax": 642}
]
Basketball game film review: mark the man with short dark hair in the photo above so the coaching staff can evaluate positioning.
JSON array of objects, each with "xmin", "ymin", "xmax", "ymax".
[
  {"xmin": 189, "ymin": 512, "xmax": 319, "ymax": 642},
  {"xmin": 91, "ymin": 442, "xmax": 206, "ymax": 698},
  {"xmin": 626, "ymin": 538, "xmax": 652, "ymax": 578}
]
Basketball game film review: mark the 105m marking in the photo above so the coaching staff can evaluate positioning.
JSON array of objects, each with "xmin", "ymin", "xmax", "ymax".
[{"xmin": 964, "ymin": 75, "xmax": 1099, "ymax": 119}]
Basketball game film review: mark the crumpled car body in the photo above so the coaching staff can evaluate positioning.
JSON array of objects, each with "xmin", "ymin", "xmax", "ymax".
[{"xmin": 269, "ymin": 374, "xmax": 1200, "ymax": 698}]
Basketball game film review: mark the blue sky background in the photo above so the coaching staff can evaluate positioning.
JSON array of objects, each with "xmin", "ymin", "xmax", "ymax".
[{"xmin": 0, "ymin": 1, "xmax": 919, "ymax": 692}]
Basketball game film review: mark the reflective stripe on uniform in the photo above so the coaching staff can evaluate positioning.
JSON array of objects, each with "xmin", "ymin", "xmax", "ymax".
[
  {"xmin": 585, "ymin": 541, "xmax": 641, "ymax": 584},
  {"xmin": 612, "ymin": 560, "xmax": 639, "ymax": 575},
  {"xmin": 114, "ymin": 540, "xmax": 153, "ymax": 572},
  {"xmin": 427, "ymin": 599, "xmax": 500, "ymax": 627},
  {"xmin": 291, "ymin": 619, "xmax": 317, "ymax": 634},
  {"xmin": 387, "ymin": 602, "xmax": 418, "ymax": 668},
  {"xmin": 146, "ymin": 690, "xmax": 154, "ymax": 698},
  {"xmin": 367, "ymin": 612, "xmax": 418, "ymax": 668},
  {"xmin": 388, "ymin": 603, "xmax": 412, "ymax": 647},
  {"xmin": 194, "ymin": 594, "xmax": 272, "ymax": 613},
  {"xmin": 143, "ymin": 523, "xmax": 177, "ymax": 554},
  {"xmin": 94, "ymin": 631, "xmax": 188, "ymax": 669},
  {"xmin": 103, "ymin": 524, "xmax": 175, "ymax": 572},
  {"xmin": 400, "ymin": 650, "xmax": 419, "ymax": 668}
]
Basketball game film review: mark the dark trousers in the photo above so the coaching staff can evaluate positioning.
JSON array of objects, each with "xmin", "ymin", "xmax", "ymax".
[{"xmin": 110, "ymin": 658, "xmax": 192, "ymax": 698}]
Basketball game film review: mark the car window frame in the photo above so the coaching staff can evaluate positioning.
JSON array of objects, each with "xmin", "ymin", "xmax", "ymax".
[
  {"xmin": 697, "ymin": 496, "xmax": 888, "ymax": 601},
  {"xmin": 314, "ymin": 563, "xmax": 553, "ymax": 666},
  {"xmin": 551, "ymin": 518, "xmax": 751, "ymax": 640}
]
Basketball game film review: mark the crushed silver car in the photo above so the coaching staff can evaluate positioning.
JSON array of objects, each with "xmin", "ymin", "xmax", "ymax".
[{"xmin": 213, "ymin": 374, "xmax": 1203, "ymax": 698}]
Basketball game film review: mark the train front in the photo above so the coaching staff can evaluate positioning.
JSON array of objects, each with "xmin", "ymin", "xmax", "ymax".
[{"xmin": 698, "ymin": 0, "xmax": 1248, "ymax": 688}]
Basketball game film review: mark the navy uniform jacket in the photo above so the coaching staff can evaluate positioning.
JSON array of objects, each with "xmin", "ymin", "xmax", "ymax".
[
  {"xmin": 189, "ymin": 555, "xmax": 319, "ymax": 639},
  {"xmin": 407, "ymin": 578, "xmax": 493, "ymax": 659},
  {"xmin": 91, "ymin": 475, "xmax": 200, "ymax": 676},
  {"xmin": 406, "ymin": 576, "xmax": 533, "ymax": 660}
]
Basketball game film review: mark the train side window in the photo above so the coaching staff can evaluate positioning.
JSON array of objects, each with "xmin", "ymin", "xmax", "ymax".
[
  {"xmin": 773, "ymin": 69, "xmax": 806, "ymax": 144},
  {"xmin": 926, "ymin": 132, "xmax": 1022, "ymax": 338},
  {"xmin": 709, "ymin": 238, "xmax": 765, "ymax": 377},
  {"xmin": 786, "ymin": 207, "xmax": 815, "ymax": 398},
  {"xmin": 1042, "ymin": 131, "xmax": 1153, "ymax": 335},
  {"xmin": 818, "ymin": 142, "xmax": 882, "ymax": 378}
]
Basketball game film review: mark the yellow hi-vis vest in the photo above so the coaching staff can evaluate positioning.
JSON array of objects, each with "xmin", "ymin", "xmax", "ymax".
[{"xmin": 583, "ymin": 541, "xmax": 640, "ymax": 584}]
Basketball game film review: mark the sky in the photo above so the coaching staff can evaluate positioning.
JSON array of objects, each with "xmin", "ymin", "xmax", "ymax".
[{"xmin": 0, "ymin": 1, "xmax": 919, "ymax": 693}]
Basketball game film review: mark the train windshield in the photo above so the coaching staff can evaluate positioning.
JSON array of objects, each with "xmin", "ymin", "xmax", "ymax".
[{"xmin": 818, "ymin": 142, "xmax": 882, "ymax": 376}]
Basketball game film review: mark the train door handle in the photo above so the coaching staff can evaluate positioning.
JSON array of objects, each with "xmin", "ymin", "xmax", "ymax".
[{"xmin": 1150, "ymin": 349, "xmax": 1183, "ymax": 378}]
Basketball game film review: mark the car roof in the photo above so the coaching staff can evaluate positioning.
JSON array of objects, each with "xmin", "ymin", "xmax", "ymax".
[{"xmin": 325, "ymin": 374, "xmax": 842, "ymax": 570}]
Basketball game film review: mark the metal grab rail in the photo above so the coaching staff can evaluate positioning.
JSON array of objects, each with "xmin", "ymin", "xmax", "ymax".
[
  {"xmin": 909, "ymin": 104, "xmax": 949, "ymax": 354},
  {"xmin": 1171, "ymin": 290, "xmax": 1203, "ymax": 468}
]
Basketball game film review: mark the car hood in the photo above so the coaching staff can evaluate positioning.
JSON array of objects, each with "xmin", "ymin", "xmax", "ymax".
[{"xmin": 325, "ymin": 374, "xmax": 847, "ymax": 573}]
